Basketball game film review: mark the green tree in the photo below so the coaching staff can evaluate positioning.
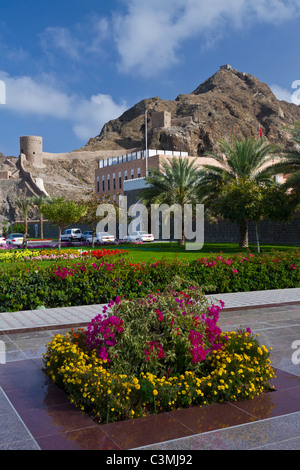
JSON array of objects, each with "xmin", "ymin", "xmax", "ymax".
[
  {"xmin": 140, "ymin": 157, "xmax": 202, "ymax": 245},
  {"xmin": 198, "ymin": 137, "xmax": 281, "ymax": 247},
  {"xmin": 40, "ymin": 197, "xmax": 87, "ymax": 249},
  {"xmin": 213, "ymin": 179, "xmax": 265, "ymax": 252},
  {"xmin": 213, "ymin": 179, "xmax": 294, "ymax": 253},
  {"xmin": 78, "ymin": 192, "xmax": 120, "ymax": 247}
]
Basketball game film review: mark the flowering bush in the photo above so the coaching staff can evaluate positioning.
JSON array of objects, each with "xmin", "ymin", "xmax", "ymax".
[
  {"xmin": 0, "ymin": 250, "xmax": 299, "ymax": 312},
  {"xmin": 43, "ymin": 289, "xmax": 275, "ymax": 424},
  {"xmin": 81, "ymin": 288, "xmax": 223, "ymax": 376}
]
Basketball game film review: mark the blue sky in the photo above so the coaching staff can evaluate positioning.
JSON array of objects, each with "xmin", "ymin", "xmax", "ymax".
[{"xmin": 0, "ymin": 0, "xmax": 300, "ymax": 157}]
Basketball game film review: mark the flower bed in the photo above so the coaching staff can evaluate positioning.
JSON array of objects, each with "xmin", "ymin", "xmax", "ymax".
[
  {"xmin": 0, "ymin": 250, "xmax": 299, "ymax": 312},
  {"xmin": 0, "ymin": 247, "xmax": 127, "ymax": 263},
  {"xmin": 43, "ymin": 289, "xmax": 275, "ymax": 424}
]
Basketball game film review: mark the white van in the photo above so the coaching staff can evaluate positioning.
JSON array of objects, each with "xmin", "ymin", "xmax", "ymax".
[{"xmin": 61, "ymin": 228, "xmax": 82, "ymax": 242}]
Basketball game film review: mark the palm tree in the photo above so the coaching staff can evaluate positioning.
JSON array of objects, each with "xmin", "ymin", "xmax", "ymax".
[
  {"xmin": 16, "ymin": 197, "xmax": 33, "ymax": 235},
  {"xmin": 197, "ymin": 136, "xmax": 281, "ymax": 247},
  {"xmin": 31, "ymin": 195, "xmax": 51, "ymax": 239},
  {"xmin": 140, "ymin": 157, "xmax": 202, "ymax": 245}
]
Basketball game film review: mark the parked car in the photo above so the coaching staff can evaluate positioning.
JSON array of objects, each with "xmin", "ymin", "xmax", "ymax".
[
  {"xmin": 86, "ymin": 232, "xmax": 115, "ymax": 244},
  {"xmin": 6, "ymin": 233, "xmax": 24, "ymax": 246},
  {"xmin": 0, "ymin": 236, "xmax": 6, "ymax": 245},
  {"xmin": 125, "ymin": 231, "xmax": 154, "ymax": 242},
  {"xmin": 60, "ymin": 228, "xmax": 82, "ymax": 242},
  {"xmin": 82, "ymin": 231, "xmax": 94, "ymax": 241}
]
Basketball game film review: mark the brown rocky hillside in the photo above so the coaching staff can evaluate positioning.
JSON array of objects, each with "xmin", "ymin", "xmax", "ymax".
[{"xmin": 83, "ymin": 66, "xmax": 300, "ymax": 155}]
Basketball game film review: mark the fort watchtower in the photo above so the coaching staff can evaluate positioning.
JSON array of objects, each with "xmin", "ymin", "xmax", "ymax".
[{"xmin": 20, "ymin": 136, "xmax": 43, "ymax": 167}]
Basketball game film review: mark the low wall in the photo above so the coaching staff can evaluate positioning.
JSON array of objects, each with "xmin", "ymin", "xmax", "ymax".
[
  {"xmin": 203, "ymin": 216, "xmax": 300, "ymax": 245},
  {"xmin": 42, "ymin": 148, "xmax": 141, "ymax": 161},
  {"xmin": 17, "ymin": 155, "xmax": 48, "ymax": 197},
  {"xmin": 25, "ymin": 213, "xmax": 300, "ymax": 246}
]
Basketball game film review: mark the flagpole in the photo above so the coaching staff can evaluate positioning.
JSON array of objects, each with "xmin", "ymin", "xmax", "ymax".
[{"xmin": 145, "ymin": 109, "xmax": 148, "ymax": 175}]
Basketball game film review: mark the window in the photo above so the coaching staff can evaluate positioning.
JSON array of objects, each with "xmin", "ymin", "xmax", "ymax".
[
  {"xmin": 102, "ymin": 175, "xmax": 105, "ymax": 191},
  {"xmin": 97, "ymin": 176, "xmax": 100, "ymax": 192},
  {"xmin": 113, "ymin": 173, "xmax": 116, "ymax": 190},
  {"xmin": 131, "ymin": 169, "xmax": 134, "ymax": 179},
  {"xmin": 124, "ymin": 170, "xmax": 128, "ymax": 181},
  {"xmin": 119, "ymin": 171, "xmax": 122, "ymax": 189},
  {"xmin": 107, "ymin": 174, "xmax": 110, "ymax": 191},
  {"xmin": 137, "ymin": 167, "xmax": 141, "ymax": 178}
]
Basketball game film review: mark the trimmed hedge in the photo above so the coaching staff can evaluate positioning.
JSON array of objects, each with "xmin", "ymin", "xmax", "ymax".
[{"xmin": 0, "ymin": 250, "xmax": 299, "ymax": 312}]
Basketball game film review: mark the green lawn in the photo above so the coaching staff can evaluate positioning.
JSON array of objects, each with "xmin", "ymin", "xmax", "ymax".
[
  {"xmin": 117, "ymin": 241, "xmax": 299, "ymax": 263},
  {"xmin": 0, "ymin": 241, "xmax": 298, "ymax": 269}
]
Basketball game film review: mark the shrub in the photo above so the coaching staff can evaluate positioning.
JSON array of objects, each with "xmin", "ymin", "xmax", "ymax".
[
  {"xmin": 0, "ymin": 249, "xmax": 299, "ymax": 312},
  {"xmin": 84, "ymin": 288, "xmax": 222, "ymax": 376}
]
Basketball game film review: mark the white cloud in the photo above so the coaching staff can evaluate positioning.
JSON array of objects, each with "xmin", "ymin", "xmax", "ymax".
[
  {"xmin": 112, "ymin": 0, "xmax": 300, "ymax": 76},
  {"xmin": 0, "ymin": 71, "xmax": 127, "ymax": 140},
  {"xmin": 40, "ymin": 27, "xmax": 83, "ymax": 61},
  {"xmin": 271, "ymin": 84, "xmax": 293, "ymax": 102},
  {"xmin": 39, "ymin": 17, "xmax": 110, "ymax": 61},
  {"xmin": 72, "ymin": 93, "xmax": 128, "ymax": 140}
]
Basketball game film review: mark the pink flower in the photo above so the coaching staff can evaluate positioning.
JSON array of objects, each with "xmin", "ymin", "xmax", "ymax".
[
  {"xmin": 155, "ymin": 309, "xmax": 163, "ymax": 321},
  {"xmin": 232, "ymin": 269, "xmax": 238, "ymax": 275}
]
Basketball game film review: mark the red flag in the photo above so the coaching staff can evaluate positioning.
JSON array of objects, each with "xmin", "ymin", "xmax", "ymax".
[{"xmin": 259, "ymin": 128, "xmax": 263, "ymax": 138}]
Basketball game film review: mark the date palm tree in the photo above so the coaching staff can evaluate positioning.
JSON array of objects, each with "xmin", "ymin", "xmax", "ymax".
[
  {"xmin": 140, "ymin": 157, "xmax": 202, "ymax": 245},
  {"xmin": 31, "ymin": 195, "xmax": 51, "ymax": 239},
  {"xmin": 197, "ymin": 136, "xmax": 281, "ymax": 247},
  {"xmin": 15, "ymin": 197, "xmax": 33, "ymax": 235}
]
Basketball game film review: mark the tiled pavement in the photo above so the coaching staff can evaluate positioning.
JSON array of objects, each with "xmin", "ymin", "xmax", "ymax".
[{"xmin": 0, "ymin": 288, "xmax": 300, "ymax": 451}]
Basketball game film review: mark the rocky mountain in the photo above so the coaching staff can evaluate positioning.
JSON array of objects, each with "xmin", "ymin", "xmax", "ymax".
[
  {"xmin": 1, "ymin": 65, "xmax": 300, "ymax": 228},
  {"xmin": 83, "ymin": 65, "xmax": 300, "ymax": 155}
]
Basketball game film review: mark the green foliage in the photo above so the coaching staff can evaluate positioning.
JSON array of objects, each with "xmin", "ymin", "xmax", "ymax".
[
  {"xmin": 213, "ymin": 179, "xmax": 265, "ymax": 224},
  {"xmin": 100, "ymin": 288, "xmax": 211, "ymax": 377},
  {"xmin": 198, "ymin": 136, "xmax": 282, "ymax": 246},
  {"xmin": 0, "ymin": 250, "xmax": 299, "ymax": 312},
  {"xmin": 40, "ymin": 197, "xmax": 87, "ymax": 227},
  {"xmin": 12, "ymin": 223, "xmax": 26, "ymax": 234},
  {"xmin": 40, "ymin": 197, "xmax": 87, "ymax": 249},
  {"xmin": 140, "ymin": 157, "xmax": 203, "ymax": 245}
]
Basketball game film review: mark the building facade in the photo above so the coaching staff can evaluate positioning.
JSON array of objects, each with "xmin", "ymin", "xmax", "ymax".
[{"xmin": 95, "ymin": 149, "xmax": 191, "ymax": 200}]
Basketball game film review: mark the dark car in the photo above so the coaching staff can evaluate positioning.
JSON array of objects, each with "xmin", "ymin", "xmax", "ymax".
[{"xmin": 82, "ymin": 231, "xmax": 94, "ymax": 241}]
